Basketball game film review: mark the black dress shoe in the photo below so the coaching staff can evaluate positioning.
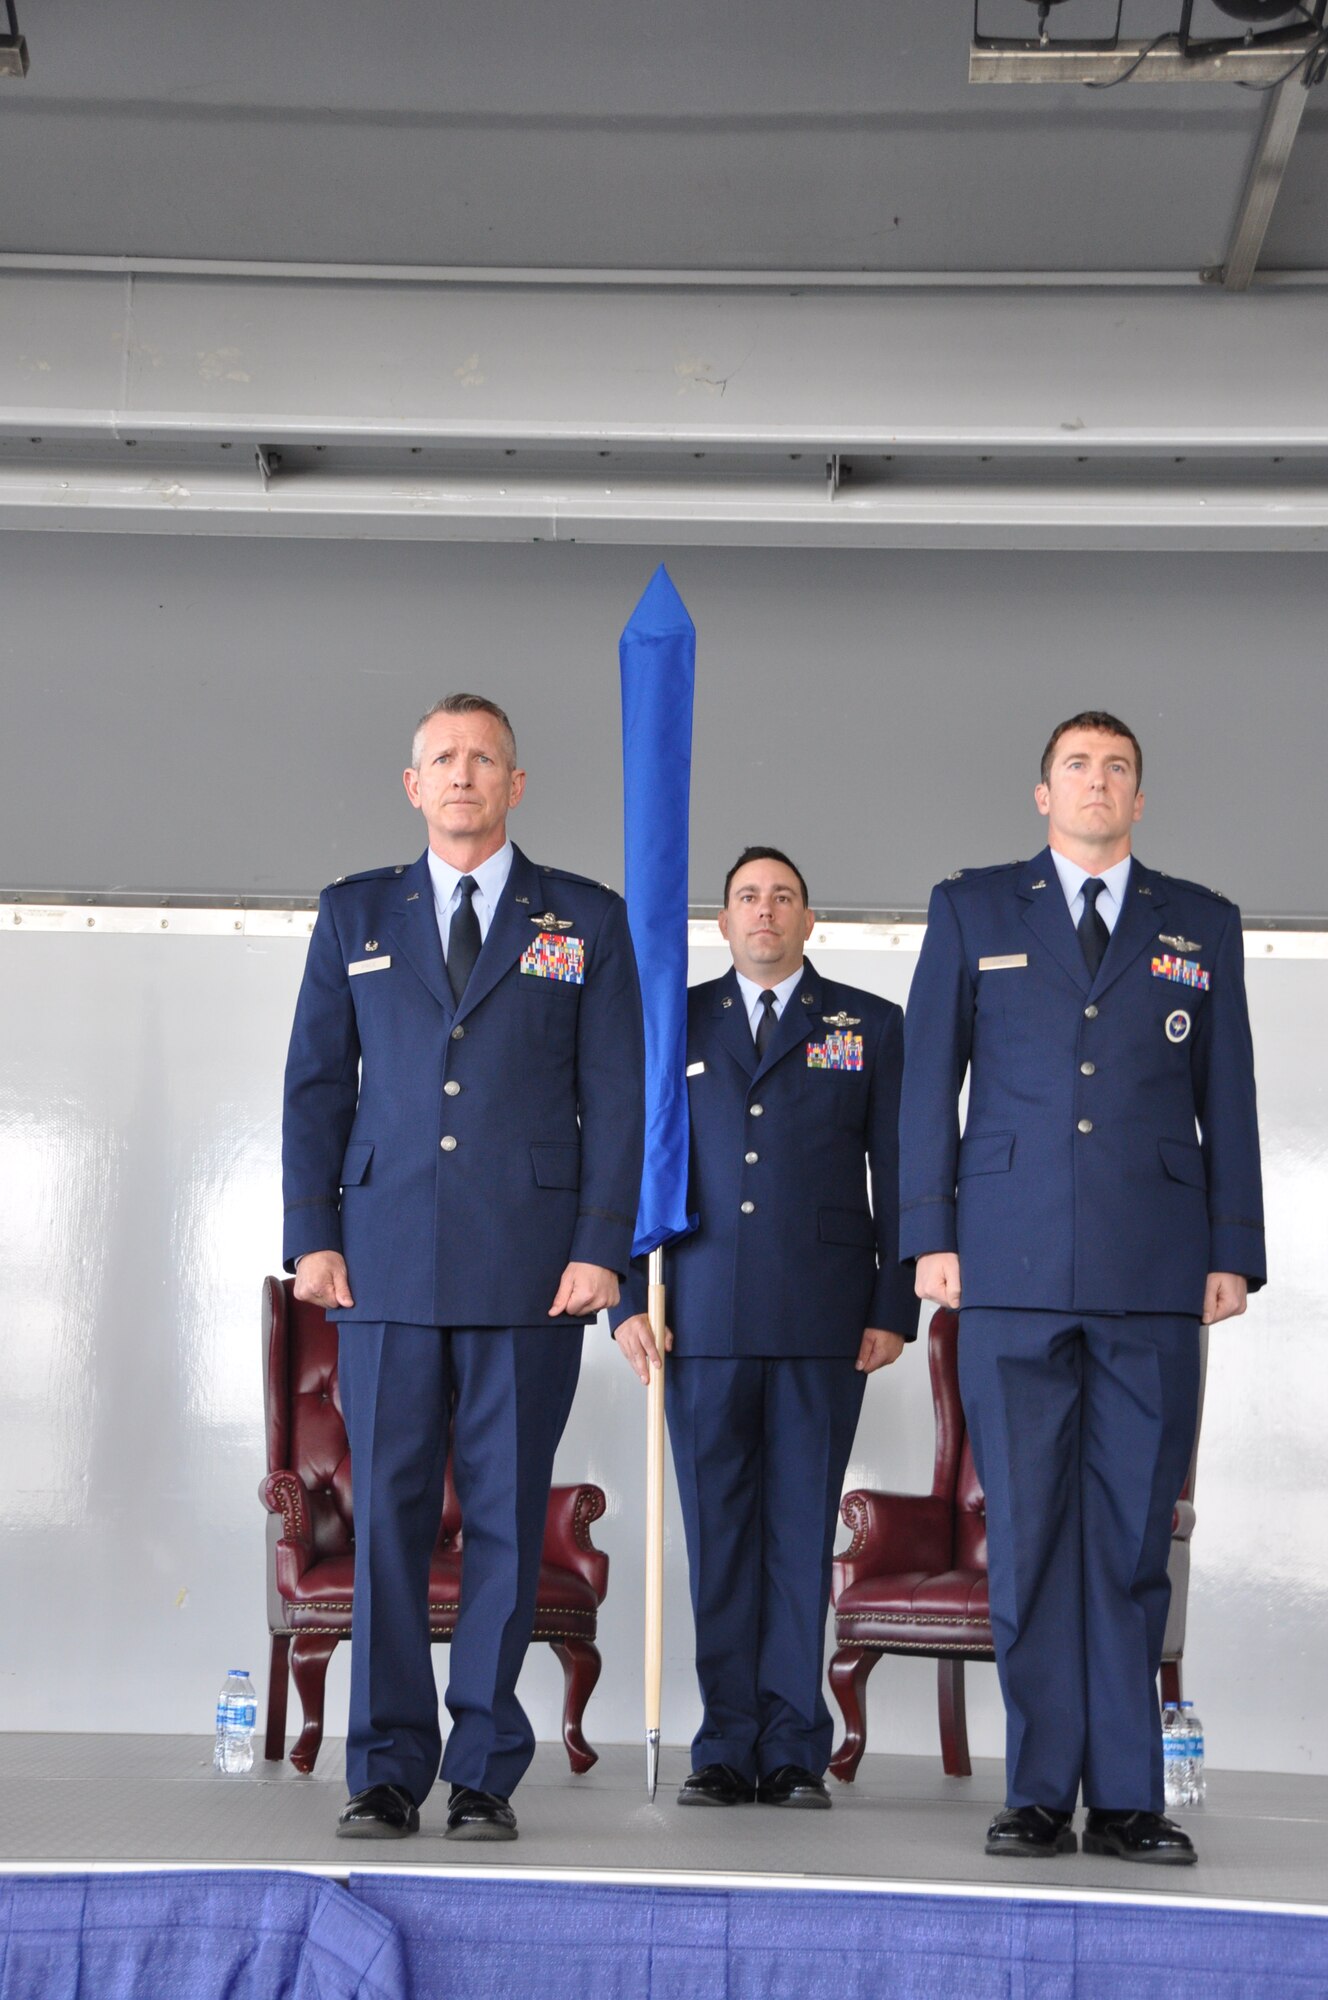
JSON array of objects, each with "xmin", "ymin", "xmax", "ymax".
[
  {"xmin": 445, "ymin": 1786, "xmax": 518, "ymax": 1842},
  {"xmin": 757, "ymin": 1765, "xmax": 831, "ymax": 1809},
  {"xmin": 1083, "ymin": 1809, "xmax": 1196, "ymax": 1865},
  {"xmin": 985, "ymin": 1805, "xmax": 1077, "ymax": 1857},
  {"xmin": 677, "ymin": 1763, "xmax": 757, "ymax": 1806},
  {"xmin": 336, "ymin": 1783, "xmax": 419, "ymax": 1839}
]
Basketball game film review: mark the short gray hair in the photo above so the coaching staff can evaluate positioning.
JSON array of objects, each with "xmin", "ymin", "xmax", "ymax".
[{"xmin": 411, "ymin": 693, "xmax": 518, "ymax": 770}]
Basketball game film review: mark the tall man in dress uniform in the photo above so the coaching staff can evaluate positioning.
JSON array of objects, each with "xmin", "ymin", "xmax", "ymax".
[
  {"xmin": 900, "ymin": 712, "xmax": 1264, "ymax": 1865},
  {"xmin": 283, "ymin": 694, "xmax": 644, "ymax": 1842},
  {"xmin": 612, "ymin": 847, "xmax": 918, "ymax": 1808}
]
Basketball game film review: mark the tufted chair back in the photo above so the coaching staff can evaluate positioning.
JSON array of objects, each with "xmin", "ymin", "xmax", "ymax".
[
  {"xmin": 259, "ymin": 1273, "xmax": 610, "ymax": 1779},
  {"xmin": 262, "ymin": 1279, "xmax": 465, "ymax": 1558}
]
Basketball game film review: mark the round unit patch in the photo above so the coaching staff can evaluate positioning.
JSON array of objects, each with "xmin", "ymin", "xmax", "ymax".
[{"xmin": 1165, "ymin": 1009, "xmax": 1191, "ymax": 1045}]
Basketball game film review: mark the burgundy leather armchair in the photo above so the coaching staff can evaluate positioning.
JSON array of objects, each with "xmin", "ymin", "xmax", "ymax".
[
  {"xmin": 259, "ymin": 1275, "xmax": 609, "ymax": 1776},
  {"xmin": 828, "ymin": 1306, "xmax": 1204, "ymax": 1780}
]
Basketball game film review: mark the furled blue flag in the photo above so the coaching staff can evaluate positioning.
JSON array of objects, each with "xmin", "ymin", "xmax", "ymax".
[{"xmin": 620, "ymin": 564, "xmax": 697, "ymax": 1258}]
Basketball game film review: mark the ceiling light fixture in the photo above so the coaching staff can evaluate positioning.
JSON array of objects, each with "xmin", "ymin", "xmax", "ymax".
[
  {"xmin": 0, "ymin": 0, "xmax": 28, "ymax": 78},
  {"xmin": 973, "ymin": 0, "xmax": 1327, "ymax": 61}
]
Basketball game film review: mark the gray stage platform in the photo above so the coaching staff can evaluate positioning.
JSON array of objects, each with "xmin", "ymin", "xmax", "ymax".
[{"xmin": 1, "ymin": 1736, "xmax": 1325, "ymax": 1913}]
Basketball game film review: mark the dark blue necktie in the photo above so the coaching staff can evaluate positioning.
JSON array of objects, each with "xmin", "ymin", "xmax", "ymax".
[
  {"xmin": 1078, "ymin": 876, "xmax": 1110, "ymax": 980},
  {"xmin": 754, "ymin": 988, "xmax": 778, "ymax": 1060},
  {"xmin": 447, "ymin": 875, "xmax": 481, "ymax": 1004}
]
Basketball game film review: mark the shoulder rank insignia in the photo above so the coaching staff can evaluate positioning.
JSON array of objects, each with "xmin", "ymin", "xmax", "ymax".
[
  {"xmin": 822, "ymin": 1010, "xmax": 861, "ymax": 1029},
  {"xmin": 520, "ymin": 932, "xmax": 585, "ymax": 984},
  {"xmin": 947, "ymin": 869, "xmax": 964, "ymax": 882},
  {"xmin": 1159, "ymin": 933, "xmax": 1201, "ymax": 955},
  {"xmin": 807, "ymin": 1031, "xmax": 864, "ymax": 1072},
  {"xmin": 530, "ymin": 911, "xmax": 574, "ymax": 930}
]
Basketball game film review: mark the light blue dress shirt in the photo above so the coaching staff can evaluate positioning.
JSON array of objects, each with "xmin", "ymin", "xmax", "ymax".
[
  {"xmin": 1049, "ymin": 849, "xmax": 1133, "ymax": 937},
  {"xmin": 427, "ymin": 840, "xmax": 513, "ymax": 966},
  {"xmin": 734, "ymin": 963, "xmax": 806, "ymax": 1041}
]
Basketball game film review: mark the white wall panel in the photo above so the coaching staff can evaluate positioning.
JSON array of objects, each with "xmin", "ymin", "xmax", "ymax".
[{"xmin": 0, "ymin": 928, "xmax": 1321, "ymax": 1776}]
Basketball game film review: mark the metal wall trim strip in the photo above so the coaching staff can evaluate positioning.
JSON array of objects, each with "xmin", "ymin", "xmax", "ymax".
[{"xmin": 3, "ymin": 904, "xmax": 1325, "ymax": 957}]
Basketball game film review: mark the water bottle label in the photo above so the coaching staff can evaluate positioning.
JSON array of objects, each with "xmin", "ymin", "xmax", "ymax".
[{"xmin": 217, "ymin": 1699, "xmax": 257, "ymax": 1730}]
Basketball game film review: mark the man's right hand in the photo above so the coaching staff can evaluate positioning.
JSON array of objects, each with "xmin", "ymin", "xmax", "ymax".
[
  {"xmin": 613, "ymin": 1312, "xmax": 674, "ymax": 1385},
  {"xmin": 293, "ymin": 1250, "xmax": 355, "ymax": 1311},
  {"xmin": 915, "ymin": 1251, "xmax": 962, "ymax": 1311}
]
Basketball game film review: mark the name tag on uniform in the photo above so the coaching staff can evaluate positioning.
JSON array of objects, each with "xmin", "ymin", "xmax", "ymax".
[
  {"xmin": 349, "ymin": 956, "xmax": 392, "ymax": 976},
  {"xmin": 978, "ymin": 954, "xmax": 1028, "ymax": 971},
  {"xmin": 686, "ymin": 1060, "xmax": 706, "ymax": 1077},
  {"xmin": 520, "ymin": 933, "xmax": 585, "ymax": 983},
  {"xmin": 807, "ymin": 1032, "xmax": 863, "ymax": 1072}
]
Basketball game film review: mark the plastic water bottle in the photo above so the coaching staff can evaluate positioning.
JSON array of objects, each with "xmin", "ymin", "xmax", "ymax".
[
  {"xmin": 1162, "ymin": 1702, "xmax": 1188, "ymax": 1809},
  {"xmin": 214, "ymin": 1670, "xmax": 257, "ymax": 1774},
  {"xmin": 1181, "ymin": 1700, "xmax": 1206, "ymax": 1807}
]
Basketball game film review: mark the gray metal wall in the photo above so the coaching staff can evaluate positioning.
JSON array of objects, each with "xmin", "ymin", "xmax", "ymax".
[
  {"xmin": 3, "ymin": 531, "xmax": 1324, "ymax": 917},
  {"xmin": 1, "ymin": 926, "xmax": 1322, "ymax": 1774}
]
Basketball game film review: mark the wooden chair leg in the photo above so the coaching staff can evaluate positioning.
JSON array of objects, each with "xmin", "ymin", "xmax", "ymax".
[
  {"xmin": 264, "ymin": 1633, "xmax": 291, "ymax": 1763},
  {"xmin": 288, "ymin": 1632, "xmax": 339, "ymax": 1775},
  {"xmin": 938, "ymin": 1657, "xmax": 972, "ymax": 1777},
  {"xmin": 550, "ymin": 1638, "xmax": 601, "ymax": 1775},
  {"xmin": 828, "ymin": 1645, "xmax": 880, "ymax": 1782},
  {"xmin": 1160, "ymin": 1660, "xmax": 1182, "ymax": 1708}
]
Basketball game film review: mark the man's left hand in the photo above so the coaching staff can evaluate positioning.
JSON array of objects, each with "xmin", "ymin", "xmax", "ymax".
[
  {"xmin": 1201, "ymin": 1271, "xmax": 1248, "ymax": 1325},
  {"xmin": 549, "ymin": 1262, "xmax": 621, "ymax": 1318},
  {"xmin": 856, "ymin": 1327, "xmax": 906, "ymax": 1373}
]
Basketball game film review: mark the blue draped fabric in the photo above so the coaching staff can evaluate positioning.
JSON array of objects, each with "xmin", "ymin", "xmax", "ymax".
[
  {"xmin": 619, "ymin": 564, "xmax": 697, "ymax": 1258},
  {"xmin": 0, "ymin": 1872, "xmax": 405, "ymax": 2000},
  {"xmin": 2, "ymin": 1873, "xmax": 1326, "ymax": 1998},
  {"xmin": 352, "ymin": 1877, "xmax": 1328, "ymax": 2000}
]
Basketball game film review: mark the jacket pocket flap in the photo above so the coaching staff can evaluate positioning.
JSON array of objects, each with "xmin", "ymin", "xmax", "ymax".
[
  {"xmin": 531, "ymin": 1142, "xmax": 581, "ymax": 1190},
  {"xmin": 958, "ymin": 1130, "xmax": 1015, "ymax": 1179},
  {"xmin": 340, "ymin": 1142, "xmax": 374, "ymax": 1187},
  {"xmin": 1158, "ymin": 1137, "xmax": 1206, "ymax": 1190},
  {"xmin": 817, "ymin": 1206, "xmax": 876, "ymax": 1249}
]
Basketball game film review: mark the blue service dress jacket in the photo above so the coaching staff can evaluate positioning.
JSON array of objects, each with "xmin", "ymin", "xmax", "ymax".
[
  {"xmin": 898, "ymin": 848, "xmax": 1266, "ymax": 1316},
  {"xmin": 612, "ymin": 961, "xmax": 919, "ymax": 1354},
  {"xmin": 282, "ymin": 843, "xmax": 645, "ymax": 1327}
]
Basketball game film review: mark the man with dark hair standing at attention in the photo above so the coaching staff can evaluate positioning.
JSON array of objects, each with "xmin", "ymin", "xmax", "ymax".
[
  {"xmin": 283, "ymin": 694, "xmax": 644, "ymax": 1842},
  {"xmin": 612, "ymin": 846, "xmax": 917, "ymax": 1809},
  {"xmin": 900, "ymin": 711, "xmax": 1264, "ymax": 1865}
]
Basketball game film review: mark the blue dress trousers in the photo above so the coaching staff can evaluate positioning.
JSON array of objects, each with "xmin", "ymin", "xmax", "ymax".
[
  {"xmin": 283, "ymin": 844, "xmax": 644, "ymax": 1804},
  {"xmin": 899, "ymin": 849, "xmax": 1264, "ymax": 1813}
]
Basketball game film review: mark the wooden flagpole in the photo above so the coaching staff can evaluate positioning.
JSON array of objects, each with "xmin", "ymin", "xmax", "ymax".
[{"xmin": 644, "ymin": 1244, "xmax": 667, "ymax": 1798}]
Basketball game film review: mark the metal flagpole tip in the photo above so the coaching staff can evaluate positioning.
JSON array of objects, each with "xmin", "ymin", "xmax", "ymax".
[{"xmin": 646, "ymin": 1729, "xmax": 660, "ymax": 1800}]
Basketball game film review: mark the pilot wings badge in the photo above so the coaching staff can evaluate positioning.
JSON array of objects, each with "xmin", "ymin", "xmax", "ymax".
[
  {"xmin": 821, "ymin": 1010, "xmax": 862, "ymax": 1029},
  {"xmin": 530, "ymin": 911, "xmax": 574, "ymax": 930}
]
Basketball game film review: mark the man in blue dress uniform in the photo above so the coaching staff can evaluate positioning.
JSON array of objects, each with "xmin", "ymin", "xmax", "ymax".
[
  {"xmin": 900, "ymin": 711, "xmax": 1264, "ymax": 1865},
  {"xmin": 283, "ymin": 694, "xmax": 644, "ymax": 1841},
  {"xmin": 612, "ymin": 847, "xmax": 918, "ymax": 1808}
]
